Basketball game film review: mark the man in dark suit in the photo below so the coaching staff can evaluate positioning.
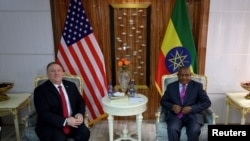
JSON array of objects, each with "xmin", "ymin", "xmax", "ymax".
[
  {"xmin": 34, "ymin": 62, "xmax": 90, "ymax": 141},
  {"xmin": 160, "ymin": 66, "xmax": 211, "ymax": 141}
]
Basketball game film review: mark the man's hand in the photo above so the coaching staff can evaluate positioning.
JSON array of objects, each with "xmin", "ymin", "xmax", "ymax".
[
  {"xmin": 66, "ymin": 113, "xmax": 84, "ymax": 128},
  {"xmin": 181, "ymin": 106, "xmax": 192, "ymax": 114},
  {"xmin": 75, "ymin": 113, "xmax": 83, "ymax": 123},
  {"xmin": 172, "ymin": 104, "xmax": 182, "ymax": 114}
]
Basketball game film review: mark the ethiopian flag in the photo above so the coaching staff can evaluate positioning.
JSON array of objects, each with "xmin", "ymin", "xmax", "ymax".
[{"xmin": 155, "ymin": 0, "xmax": 198, "ymax": 95}]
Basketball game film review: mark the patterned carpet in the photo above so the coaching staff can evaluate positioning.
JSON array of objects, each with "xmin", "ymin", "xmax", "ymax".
[{"xmin": 1, "ymin": 120, "xmax": 156, "ymax": 141}]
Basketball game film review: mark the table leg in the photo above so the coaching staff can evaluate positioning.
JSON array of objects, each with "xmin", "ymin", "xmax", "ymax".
[
  {"xmin": 28, "ymin": 99, "xmax": 31, "ymax": 112},
  {"xmin": 241, "ymin": 110, "xmax": 246, "ymax": 125},
  {"xmin": 107, "ymin": 114, "xmax": 114, "ymax": 141},
  {"xmin": 12, "ymin": 109, "xmax": 20, "ymax": 141},
  {"xmin": 225, "ymin": 100, "xmax": 229, "ymax": 125},
  {"xmin": 136, "ymin": 113, "xmax": 143, "ymax": 141},
  {"xmin": 114, "ymin": 120, "xmax": 137, "ymax": 141}
]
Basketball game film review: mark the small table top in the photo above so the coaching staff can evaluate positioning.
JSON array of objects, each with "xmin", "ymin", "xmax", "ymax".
[
  {"xmin": 0, "ymin": 93, "xmax": 31, "ymax": 109},
  {"xmin": 102, "ymin": 94, "xmax": 148, "ymax": 116},
  {"xmin": 226, "ymin": 92, "xmax": 250, "ymax": 108}
]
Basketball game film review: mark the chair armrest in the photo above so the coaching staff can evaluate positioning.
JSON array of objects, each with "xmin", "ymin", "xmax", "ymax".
[
  {"xmin": 202, "ymin": 108, "xmax": 219, "ymax": 125},
  {"xmin": 155, "ymin": 106, "xmax": 168, "ymax": 123},
  {"xmin": 84, "ymin": 113, "xmax": 89, "ymax": 128},
  {"xmin": 22, "ymin": 110, "xmax": 37, "ymax": 127},
  {"xmin": 155, "ymin": 106, "xmax": 162, "ymax": 123}
]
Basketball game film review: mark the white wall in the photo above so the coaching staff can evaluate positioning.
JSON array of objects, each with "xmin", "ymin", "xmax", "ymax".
[
  {"xmin": 0, "ymin": 0, "xmax": 54, "ymax": 93},
  {"xmin": 0, "ymin": 0, "xmax": 250, "ymax": 124},
  {"xmin": 206, "ymin": 0, "xmax": 250, "ymax": 124},
  {"xmin": 0, "ymin": 0, "xmax": 54, "ymax": 123}
]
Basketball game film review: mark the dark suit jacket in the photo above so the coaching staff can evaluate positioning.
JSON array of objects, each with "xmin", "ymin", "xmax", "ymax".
[
  {"xmin": 33, "ymin": 79, "xmax": 86, "ymax": 137},
  {"xmin": 160, "ymin": 80, "xmax": 211, "ymax": 124}
]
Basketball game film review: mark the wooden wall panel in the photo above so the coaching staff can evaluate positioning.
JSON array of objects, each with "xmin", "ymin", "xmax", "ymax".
[{"xmin": 50, "ymin": 0, "xmax": 210, "ymax": 121}]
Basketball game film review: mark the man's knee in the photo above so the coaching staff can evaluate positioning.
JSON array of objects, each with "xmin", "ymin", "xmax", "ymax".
[{"xmin": 75, "ymin": 125, "xmax": 90, "ymax": 140}]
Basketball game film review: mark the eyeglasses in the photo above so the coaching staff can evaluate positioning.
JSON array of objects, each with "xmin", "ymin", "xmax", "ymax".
[{"xmin": 178, "ymin": 74, "xmax": 191, "ymax": 77}]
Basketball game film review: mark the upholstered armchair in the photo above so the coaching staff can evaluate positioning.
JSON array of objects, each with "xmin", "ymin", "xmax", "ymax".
[
  {"xmin": 155, "ymin": 73, "xmax": 218, "ymax": 141},
  {"xmin": 21, "ymin": 73, "xmax": 89, "ymax": 141}
]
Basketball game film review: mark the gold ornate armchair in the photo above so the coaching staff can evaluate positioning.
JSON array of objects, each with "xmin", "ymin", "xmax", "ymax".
[
  {"xmin": 21, "ymin": 73, "xmax": 88, "ymax": 141},
  {"xmin": 155, "ymin": 73, "xmax": 218, "ymax": 141}
]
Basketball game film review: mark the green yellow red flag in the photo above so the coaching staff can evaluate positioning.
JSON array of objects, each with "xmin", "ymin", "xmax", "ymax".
[{"xmin": 155, "ymin": 0, "xmax": 198, "ymax": 95}]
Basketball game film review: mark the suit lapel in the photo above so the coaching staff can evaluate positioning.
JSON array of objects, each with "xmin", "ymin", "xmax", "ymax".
[
  {"xmin": 45, "ymin": 80, "xmax": 64, "ymax": 105},
  {"xmin": 173, "ymin": 82, "xmax": 182, "ymax": 104},
  {"xmin": 183, "ymin": 81, "xmax": 193, "ymax": 104},
  {"xmin": 63, "ymin": 81, "xmax": 73, "ymax": 105},
  {"xmin": 46, "ymin": 81, "xmax": 61, "ymax": 97}
]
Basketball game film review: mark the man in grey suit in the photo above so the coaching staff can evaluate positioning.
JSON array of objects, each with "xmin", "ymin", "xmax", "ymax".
[{"xmin": 160, "ymin": 66, "xmax": 211, "ymax": 141}]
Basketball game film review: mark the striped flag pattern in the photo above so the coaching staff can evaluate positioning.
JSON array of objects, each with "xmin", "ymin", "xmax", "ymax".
[
  {"xmin": 155, "ymin": 0, "xmax": 198, "ymax": 95},
  {"xmin": 56, "ymin": 0, "xmax": 107, "ymax": 125}
]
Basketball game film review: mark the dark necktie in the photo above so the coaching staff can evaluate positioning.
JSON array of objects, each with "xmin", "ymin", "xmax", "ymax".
[
  {"xmin": 177, "ymin": 84, "xmax": 186, "ymax": 118},
  {"xmin": 58, "ymin": 85, "xmax": 70, "ymax": 134}
]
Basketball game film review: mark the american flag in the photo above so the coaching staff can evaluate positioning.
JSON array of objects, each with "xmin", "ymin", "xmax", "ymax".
[{"xmin": 56, "ymin": 0, "xmax": 107, "ymax": 125}]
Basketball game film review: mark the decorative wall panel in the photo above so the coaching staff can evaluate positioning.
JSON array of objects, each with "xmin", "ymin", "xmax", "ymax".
[{"xmin": 110, "ymin": 3, "xmax": 151, "ymax": 89}]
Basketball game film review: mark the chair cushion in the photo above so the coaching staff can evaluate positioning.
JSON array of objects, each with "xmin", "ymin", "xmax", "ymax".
[
  {"xmin": 156, "ymin": 107, "xmax": 213, "ymax": 141},
  {"xmin": 21, "ymin": 127, "xmax": 39, "ymax": 141},
  {"xmin": 161, "ymin": 73, "xmax": 207, "ymax": 96},
  {"xmin": 156, "ymin": 122, "xmax": 209, "ymax": 141},
  {"xmin": 35, "ymin": 74, "xmax": 83, "ymax": 95}
]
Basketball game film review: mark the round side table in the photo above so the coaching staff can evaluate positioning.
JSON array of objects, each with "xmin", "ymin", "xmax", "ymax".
[{"xmin": 102, "ymin": 94, "xmax": 148, "ymax": 141}]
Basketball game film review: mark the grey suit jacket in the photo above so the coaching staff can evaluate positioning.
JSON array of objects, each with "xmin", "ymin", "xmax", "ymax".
[{"xmin": 160, "ymin": 80, "xmax": 211, "ymax": 124}]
